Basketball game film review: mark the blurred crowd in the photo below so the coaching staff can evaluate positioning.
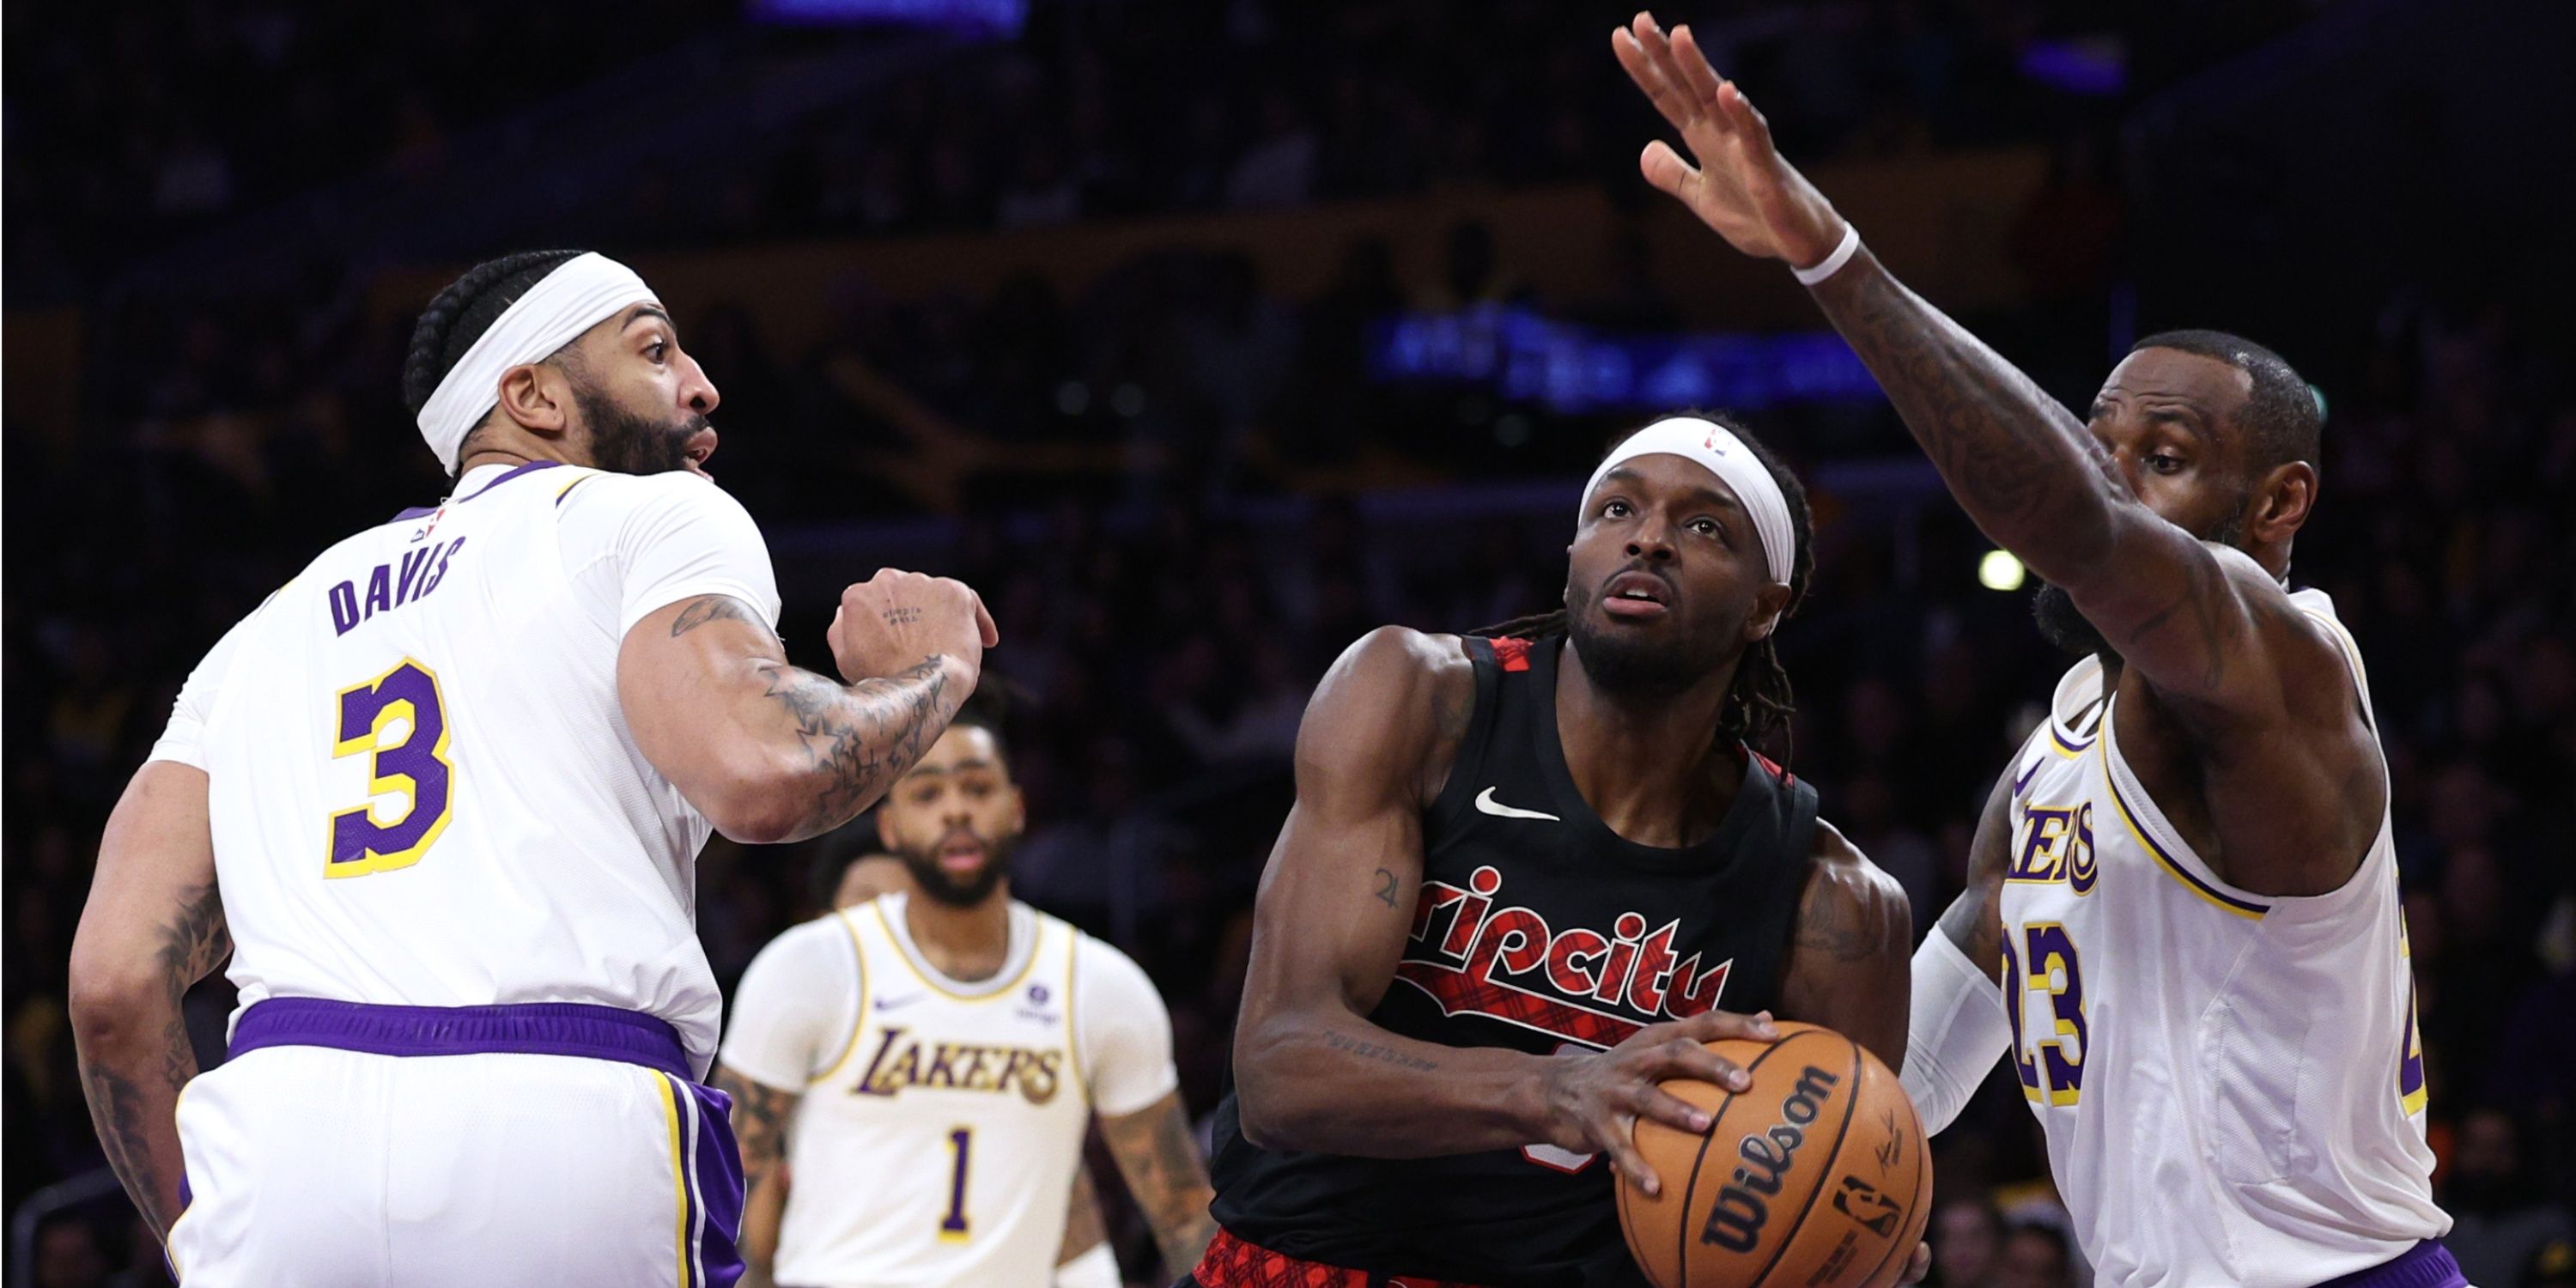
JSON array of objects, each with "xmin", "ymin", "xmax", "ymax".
[{"xmin": 9, "ymin": 3, "xmax": 2575, "ymax": 1287}]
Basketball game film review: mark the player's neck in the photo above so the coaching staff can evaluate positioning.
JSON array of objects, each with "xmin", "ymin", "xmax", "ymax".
[
  {"xmin": 901, "ymin": 885, "xmax": 1014, "ymax": 983},
  {"xmin": 1556, "ymin": 641, "xmax": 1743, "ymax": 848}
]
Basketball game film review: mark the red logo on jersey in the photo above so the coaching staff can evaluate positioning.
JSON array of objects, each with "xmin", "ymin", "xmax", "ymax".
[{"xmin": 1391, "ymin": 865, "xmax": 1733, "ymax": 1050}]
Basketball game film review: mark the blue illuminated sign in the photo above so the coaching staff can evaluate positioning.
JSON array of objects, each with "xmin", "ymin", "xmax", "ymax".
[{"xmin": 1370, "ymin": 304, "xmax": 1880, "ymax": 414}]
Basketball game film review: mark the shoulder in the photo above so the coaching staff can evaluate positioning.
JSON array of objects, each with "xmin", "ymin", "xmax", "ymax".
[
  {"xmin": 1302, "ymin": 627, "xmax": 1478, "ymax": 757},
  {"xmin": 558, "ymin": 468, "xmax": 758, "ymax": 526},
  {"xmin": 742, "ymin": 909, "xmax": 866, "ymax": 984},
  {"xmin": 1067, "ymin": 927, "xmax": 1163, "ymax": 1007},
  {"xmin": 1799, "ymin": 818, "xmax": 1913, "ymax": 939}
]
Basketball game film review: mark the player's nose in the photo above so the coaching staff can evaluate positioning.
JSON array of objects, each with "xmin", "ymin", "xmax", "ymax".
[
  {"xmin": 678, "ymin": 351, "xmax": 720, "ymax": 416},
  {"xmin": 1625, "ymin": 519, "xmax": 1676, "ymax": 561}
]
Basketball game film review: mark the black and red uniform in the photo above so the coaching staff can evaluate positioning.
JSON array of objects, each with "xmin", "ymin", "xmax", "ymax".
[{"xmin": 1193, "ymin": 635, "xmax": 1819, "ymax": 1288}]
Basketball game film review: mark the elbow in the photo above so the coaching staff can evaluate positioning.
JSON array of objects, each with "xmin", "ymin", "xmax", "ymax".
[
  {"xmin": 66, "ymin": 951, "xmax": 161, "ymax": 1051},
  {"xmin": 689, "ymin": 748, "xmax": 817, "ymax": 847},
  {"xmin": 1229, "ymin": 1019, "xmax": 1318, "ymax": 1151}
]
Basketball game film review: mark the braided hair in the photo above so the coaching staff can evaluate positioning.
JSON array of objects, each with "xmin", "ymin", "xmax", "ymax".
[
  {"xmin": 400, "ymin": 249, "xmax": 591, "ymax": 474},
  {"xmin": 1473, "ymin": 414, "xmax": 1816, "ymax": 762}
]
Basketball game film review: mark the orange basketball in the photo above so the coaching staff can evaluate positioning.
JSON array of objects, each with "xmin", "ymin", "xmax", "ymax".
[{"xmin": 1616, "ymin": 1022, "xmax": 1931, "ymax": 1288}]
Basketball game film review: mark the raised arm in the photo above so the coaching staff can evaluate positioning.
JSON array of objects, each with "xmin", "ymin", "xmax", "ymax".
[
  {"xmin": 619, "ymin": 569, "xmax": 995, "ymax": 845},
  {"xmin": 1097, "ymin": 1091, "xmax": 1219, "ymax": 1278},
  {"xmin": 1610, "ymin": 15, "xmax": 2335, "ymax": 719},
  {"xmin": 69, "ymin": 761, "xmax": 230, "ymax": 1240},
  {"xmin": 1777, "ymin": 821, "xmax": 1912, "ymax": 1069},
  {"xmin": 1230, "ymin": 627, "xmax": 1773, "ymax": 1195}
]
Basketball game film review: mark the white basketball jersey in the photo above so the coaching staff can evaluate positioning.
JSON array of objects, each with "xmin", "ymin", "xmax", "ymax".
[
  {"xmin": 148, "ymin": 460, "xmax": 782, "ymax": 1076},
  {"xmin": 720, "ymin": 895, "xmax": 1178, "ymax": 1288},
  {"xmin": 1995, "ymin": 588, "xmax": 2447, "ymax": 1286}
]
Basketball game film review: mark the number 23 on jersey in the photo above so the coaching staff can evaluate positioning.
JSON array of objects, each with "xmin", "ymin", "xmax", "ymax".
[{"xmin": 326, "ymin": 657, "xmax": 455, "ymax": 878}]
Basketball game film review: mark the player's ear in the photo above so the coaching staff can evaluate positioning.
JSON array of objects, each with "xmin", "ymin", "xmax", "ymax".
[
  {"xmin": 1744, "ymin": 580, "xmax": 1791, "ymax": 642},
  {"xmin": 493, "ymin": 361, "xmax": 571, "ymax": 437},
  {"xmin": 2247, "ymin": 459, "xmax": 2317, "ymax": 547},
  {"xmin": 873, "ymin": 807, "xmax": 896, "ymax": 854}
]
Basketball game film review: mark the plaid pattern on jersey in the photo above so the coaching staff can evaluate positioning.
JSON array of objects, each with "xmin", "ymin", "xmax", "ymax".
[{"xmin": 1194, "ymin": 1228, "xmax": 1499, "ymax": 1288}]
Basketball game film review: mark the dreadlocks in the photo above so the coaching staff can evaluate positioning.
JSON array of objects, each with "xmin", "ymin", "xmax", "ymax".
[{"xmin": 1473, "ymin": 414, "xmax": 1815, "ymax": 762}]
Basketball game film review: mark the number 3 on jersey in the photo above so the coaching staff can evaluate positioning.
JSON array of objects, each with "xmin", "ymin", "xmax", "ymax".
[
  {"xmin": 2003, "ymin": 921, "xmax": 2087, "ymax": 1105},
  {"xmin": 327, "ymin": 658, "xmax": 455, "ymax": 878}
]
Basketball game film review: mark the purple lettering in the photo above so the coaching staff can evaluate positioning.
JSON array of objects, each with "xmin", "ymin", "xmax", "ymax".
[{"xmin": 329, "ymin": 581, "xmax": 361, "ymax": 635}]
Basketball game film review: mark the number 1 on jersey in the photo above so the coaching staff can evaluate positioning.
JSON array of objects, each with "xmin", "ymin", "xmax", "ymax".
[
  {"xmin": 939, "ymin": 1127, "xmax": 973, "ymax": 1242},
  {"xmin": 327, "ymin": 658, "xmax": 455, "ymax": 878}
]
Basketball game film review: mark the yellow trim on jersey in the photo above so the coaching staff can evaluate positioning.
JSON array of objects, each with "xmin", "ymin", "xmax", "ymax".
[
  {"xmin": 2099, "ymin": 747, "xmax": 2269, "ymax": 920},
  {"xmin": 810, "ymin": 908, "xmax": 875, "ymax": 1087},
  {"xmin": 1062, "ymin": 922, "xmax": 1088, "ymax": 1109},
  {"xmin": 872, "ymin": 899, "xmax": 1045, "ymax": 1002},
  {"xmin": 165, "ymin": 1082, "xmax": 196, "ymax": 1278},
  {"xmin": 2047, "ymin": 726, "xmax": 2093, "ymax": 759},
  {"xmin": 554, "ymin": 469, "xmax": 600, "ymax": 502},
  {"xmin": 657, "ymin": 1073, "xmax": 690, "ymax": 1287}
]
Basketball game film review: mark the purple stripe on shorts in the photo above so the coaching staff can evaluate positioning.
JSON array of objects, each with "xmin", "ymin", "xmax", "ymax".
[
  {"xmin": 2312, "ymin": 1241, "xmax": 2466, "ymax": 1288},
  {"xmin": 228, "ymin": 998, "xmax": 690, "ymax": 1081},
  {"xmin": 674, "ymin": 1076, "xmax": 747, "ymax": 1288}
]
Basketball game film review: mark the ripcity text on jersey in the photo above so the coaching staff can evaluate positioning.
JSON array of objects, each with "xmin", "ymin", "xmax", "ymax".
[{"xmin": 1208, "ymin": 635, "xmax": 1819, "ymax": 1288}]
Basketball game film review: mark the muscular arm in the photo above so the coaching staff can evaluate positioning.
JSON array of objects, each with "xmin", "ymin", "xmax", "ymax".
[
  {"xmin": 1611, "ymin": 15, "xmax": 2378, "ymax": 893},
  {"xmin": 1935, "ymin": 768, "xmax": 2016, "ymax": 975},
  {"xmin": 1054, "ymin": 1163, "xmax": 1109, "ymax": 1267},
  {"xmin": 68, "ymin": 762, "xmax": 231, "ymax": 1240},
  {"xmin": 1097, "ymin": 1091, "xmax": 1218, "ymax": 1278},
  {"xmin": 1778, "ymin": 821, "xmax": 1913, "ymax": 1069},
  {"xmin": 1230, "ymin": 626, "xmax": 1550, "ymax": 1155},
  {"xmin": 714, "ymin": 1064, "xmax": 799, "ymax": 1281},
  {"xmin": 620, "ymin": 595, "xmax": 967, "ymax": 845}
]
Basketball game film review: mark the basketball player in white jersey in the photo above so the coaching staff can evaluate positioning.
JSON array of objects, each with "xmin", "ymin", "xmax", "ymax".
[
  {"xmin": 718, "ymin": 713, "xmax": 1218, "ymax": 1287},
  {"xmin": 1614, "ymin": 17, "xmax": 2457, "ymax": 1285},
  {"xmin": 738, "ymin": 848, "xmax": 1121, "ymax": 1287},
  {"xmin": 65, "ymin": 248, "xmax": 997, "ymax": 1287}
]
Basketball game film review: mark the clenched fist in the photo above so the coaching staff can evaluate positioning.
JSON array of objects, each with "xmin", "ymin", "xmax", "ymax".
[{"xmin": 826, "ymin": 569, "xmax": 999, "ymax": 690}]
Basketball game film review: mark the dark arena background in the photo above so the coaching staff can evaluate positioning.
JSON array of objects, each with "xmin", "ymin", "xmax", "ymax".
[{"xmin": 6, "ymin": 2, "xmax": 2574, "ymax": 1285}]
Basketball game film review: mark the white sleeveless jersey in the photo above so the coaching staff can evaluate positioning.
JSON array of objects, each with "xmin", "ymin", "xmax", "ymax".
[
  {"xmin": 147, "ymin": 460, "xmax": 781, "ymax": 1077},
  {"xmin": 1996, "ymin": 588, "xmax": 2447, "ymax": 1286},
  {"xmin": 720, "ymin": 894, "xmax": 1178, "ymax": 1288}
]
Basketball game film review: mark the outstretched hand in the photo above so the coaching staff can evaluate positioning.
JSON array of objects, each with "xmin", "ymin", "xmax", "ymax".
[{"xmin": 1611, "ymin": 11, "xmax": 1847, "ymax": 270}]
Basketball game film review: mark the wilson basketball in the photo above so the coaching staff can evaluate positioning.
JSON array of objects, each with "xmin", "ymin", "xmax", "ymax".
[{"xmin": 1616, "ymin": 1023, "xmax": 1931, "ymax": 1288}]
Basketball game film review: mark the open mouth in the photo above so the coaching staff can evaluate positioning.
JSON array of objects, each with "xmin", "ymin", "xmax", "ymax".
[
  {"xmin": 682, "ymin": 427, "xmax": 720, "ymax": 477},
  {"xmin": 936, "ymin": 834, "xmax": 986, "ymax": 874},
  {"xmin": 1601, "ymin": 568, "xmax": 1674, "ymax": 619}
]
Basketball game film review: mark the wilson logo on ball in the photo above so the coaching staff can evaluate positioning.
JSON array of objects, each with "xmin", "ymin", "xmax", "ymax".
[{"xmin": 1701, "ymin": 1065, "xmax": 1842, "ymax": 1252}]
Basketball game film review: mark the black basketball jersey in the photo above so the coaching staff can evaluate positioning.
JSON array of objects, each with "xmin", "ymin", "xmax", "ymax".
[{"xmin": 1207, "ymin": 634, "xmax": 1821, "ymax": 1287}]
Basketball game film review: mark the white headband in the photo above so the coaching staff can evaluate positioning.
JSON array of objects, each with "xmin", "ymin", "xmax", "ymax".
[
  {"xmin": 1580, "ymin": 416, "xmax": 1795, "ymax": 586},
  {"xmin": 414, "ymin": 252, "xmax": 659, "ymax": 472}
]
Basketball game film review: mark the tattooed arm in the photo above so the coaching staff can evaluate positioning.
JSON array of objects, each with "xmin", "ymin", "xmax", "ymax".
[
  {"xmin": 1778, "ymin": 821, "xmax": 1914, "ymax": 1068},
  {"xmin": 69, "ymin": 762, "xmax": 231, "ymax": 1240},
  {"xmin": 714, "ymin": 1065, "xmax": 799, "ymax": 1283},
  {"xmin": 619, "ymin": 569, "xmax": 996, "ymax": 845},
  {"xmin": 1097, "ymin": 1092, "xmax": 1218, "ymax": 1278},
  {"xmin": 1231, "ymin": 629, "xmax": 1774, "ymax": 1193}
]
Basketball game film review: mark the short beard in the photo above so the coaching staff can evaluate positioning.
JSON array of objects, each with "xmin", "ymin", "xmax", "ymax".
[
  {"xmin": 2030, "ymin": 493, "xmax": 2252, "ymax": 662},
  {"xmin": 572, "ymin": 380, "xmax": 703, "ymax": 476},
  {"xmin": 898, "ymin": 835, "xmax": 1017, "ymax": 908},
  {"xmin": 1564, "ymin": 586, "xmax": 1729, "ymax": 699}
]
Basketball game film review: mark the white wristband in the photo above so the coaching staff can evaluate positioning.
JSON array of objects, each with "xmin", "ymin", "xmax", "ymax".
[{"xmin": 1792, "ymin": 223, "xmax": 1862, "ymax": 286}]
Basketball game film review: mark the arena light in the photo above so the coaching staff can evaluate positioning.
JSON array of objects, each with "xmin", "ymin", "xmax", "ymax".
[{"xmin": 1978, "ymin": 550, "xmax": 2026, "ymax": 592}]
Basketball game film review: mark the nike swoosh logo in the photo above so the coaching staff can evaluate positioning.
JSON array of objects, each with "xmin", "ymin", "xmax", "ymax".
[
  {"xmin": 1474, "ymin": 787, "xmax": 1561, "ymax": 822},
  {"xmin": 872, "ymin": 994, "xmax": 926, "ymax": 1012}
]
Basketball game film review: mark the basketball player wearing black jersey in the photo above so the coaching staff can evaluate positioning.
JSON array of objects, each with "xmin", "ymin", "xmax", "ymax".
[{"xmin": 1191, "ymin": 418, "xmax": 1925, "ymax": 1288}]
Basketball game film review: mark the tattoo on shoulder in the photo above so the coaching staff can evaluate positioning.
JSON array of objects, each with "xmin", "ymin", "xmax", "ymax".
[
  {"xmin": 671, "ymin": 595, "xmax": 775, "ymax": 641},
  {"xmin": 1794, "ymin": 869, "xmax": 1892, "ymax": 964},
  {"xmin": 1373, "ymin": 867, "xmax": 1398, "ymax": 908}
]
